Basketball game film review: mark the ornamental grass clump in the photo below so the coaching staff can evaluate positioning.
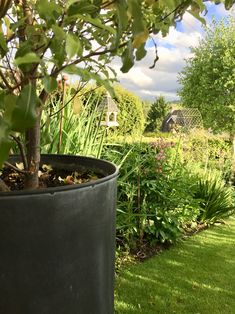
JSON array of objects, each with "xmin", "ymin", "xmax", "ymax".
[
  {"xmin": 195, "ymin": 172, "xmax": 235, "ymax": 224},
  {"xmin": 41, "ymin": 90, "xmax": 106, "ymax": 158}
]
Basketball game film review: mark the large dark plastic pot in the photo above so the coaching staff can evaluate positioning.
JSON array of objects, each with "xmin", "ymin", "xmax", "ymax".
[{"xmin": 0, "ymin": 154, "xmax": 118, "ymax": 314}]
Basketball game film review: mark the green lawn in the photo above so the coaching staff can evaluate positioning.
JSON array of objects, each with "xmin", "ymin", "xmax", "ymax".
[{"xmin": 115, "ymin": 217, "xmax": 235, "ymax": 314}]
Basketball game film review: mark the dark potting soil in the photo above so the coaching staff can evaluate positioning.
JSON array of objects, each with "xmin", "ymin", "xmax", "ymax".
[{"xmin": 0, "ymin": 164, "xmax": 104, "ymax": 191}]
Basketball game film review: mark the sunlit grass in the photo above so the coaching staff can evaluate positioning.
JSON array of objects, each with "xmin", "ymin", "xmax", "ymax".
[{"xmin": 115, "ymin": 216, "xmax": 235, "ymax": 314}]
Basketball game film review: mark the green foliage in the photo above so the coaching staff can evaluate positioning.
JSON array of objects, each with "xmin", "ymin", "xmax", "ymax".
[
  {"xmin": 103, "ymin": 131, "xmax": 234, "ymax": 251},
  {"xmin": 194, "ymin": 172, "xmax": 235, "ymax": 224},
  {"xmin": 83, "ymin": 85, "xmax": 145, "ymax": 136},
  {"xmin": 0, "ymin": 1, "xmax": 233, "ymax": 191},
  {"xmin": 103, "ymin": 140, "xmax": 200, "ymax": 248},
  {"xmin": 11, "ymin": 84, "xmax": 38, "ymax": 132},
  {"xmin": 41, "ymin": 90, "xmax": 106, "ymax": 158},
  {"xmin": 145, "ymin": 96, "xmax": 170, "ymax": 132},
  {"xmin": 178, "ymin": 18, "xmax": 235, "ymax": 135},
  {"xmin": 113, "ymin": 86, "xmax": 145, "ymax": 136},
  {"xmin": 178, "ymin": 130, "xmax": 233, "ymax": 182},
  {"xmin": 1, "ymin": 0, "xmax": 233, "ymax": 177}
]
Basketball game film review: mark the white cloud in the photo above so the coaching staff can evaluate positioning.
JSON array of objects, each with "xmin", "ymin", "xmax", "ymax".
[
  {"xmin": 114, "ymin": 66, "xmax": 153, "ymax": 88},
  {"xmin": 158, "ymin": 28, "xmax": 202, "ymax": 48},
  {"xmin": 95, "ymin": 3, "xmax": 234, "ymax": 102},
  {"xmin": 113, "ymin": 16, "xmax": 202, "ymax": 101},
  {"xmin": 140, "ymin": 89, "xmax": 179, "ymax": 101}
]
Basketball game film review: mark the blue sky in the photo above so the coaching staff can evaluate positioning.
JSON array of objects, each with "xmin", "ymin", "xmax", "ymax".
[{"xmin": 112, "ymin": 2, "xmax": 235, "ymax": 102}]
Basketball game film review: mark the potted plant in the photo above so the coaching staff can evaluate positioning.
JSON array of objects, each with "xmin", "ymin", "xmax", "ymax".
[{"xmin": 0, "ymin": 1, "xmax": 234, "ymax": 313}]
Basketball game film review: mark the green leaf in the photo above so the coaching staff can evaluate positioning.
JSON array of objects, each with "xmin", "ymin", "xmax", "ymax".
[
  {"xmin": 43, "ymin": 76, "xmax": 58, "ymax": 93},
  {"xmin": 0, "ymin": 138, "xmax": 12, "ymax": 169},
  {"xmin": 116, "ymin": 0, "xmax": 128, "ymax": 30},
  {"xmin": 0, "ymin": 116, "xmax": 10, "ymax": 140},
  {"xmin": 67, "ymin": 1, "xmax": 98, "ymax": 15},
  {"xmin": 63, "ymin": 65, "xmax": 91, "ymax": 81},
  {"xmin": 65, "ymin": 33, "xmax": 83, "ymax": 59},
  {"xmin": 159, "ymin": 0, "xmax": 177, "ymax": 10},
  {"xmin": 11, "ymin": 84, "xmax": 38, "ymax": 132},
  {"xmin": 193, "ymin": 0, "xmax": 206, "ymax": 11},
  {"xmin": 133, "ymin": 29, "xmax": 149, "ymax": 49},
  {"xmin": 50, "ymin": 38, "xmax": 66, "ymax": 67},
  {"xmin": 14, "ymin": 52, "xmax": 41, "ymax": 66},
  {"xmin": 78, "ymin": 15, "xmax": 116, "ymax": 35},
  {"xmin": 0, "ymin": 33, "xmax": 8, "ymax": 57},
  {"xmin": 128, "ymin": 0, "xmax": 145, "ymax": 36},
  {"xmin": 0, "ymin": 90, "xmax": 6, "ymax": 109},
  {"xmin": 224, "ymin": 0, "xmax": 235, "ymax": 9},
  {"xmin": 10, "ymin": 17, "xmax": 27, "ymax": 32},
  {"xmin": 66, "ymin": 0, "xmax": 78, "ymax": 7},
  {"xmin": 100, "ymin": 80, "xmax": 115, "ymax": 99},
  {"xmin": 120, "ymin": 42, "xmax": 134, "ymax": 73},
  {"xmin": 36, "ymin": 0, "xmax": 62, "ymax": 25},
  {"xmin": 3, "ymin": 94, "xmax": 17, "ymax": 123},
  {"xmin": 112, "ymin": 0, "xmax": 128, "ymax": 49},
  {"xmin": 52, "ymin": 24, "xmax": 66, "ymax": 40},
  {"xmin": 187, "ymin": 9, "xmax": 206, "ymax": 25},
  {"xmin": 63, "ymin": 65, "xmax": 115, "ymax": 97},
  {"xmin": 136, "ymin": 43, "xmax": 147, "ymax": 61},
  {"xmin": 0, "ymin": 117, "xmax": 11, "ymax": 168}
]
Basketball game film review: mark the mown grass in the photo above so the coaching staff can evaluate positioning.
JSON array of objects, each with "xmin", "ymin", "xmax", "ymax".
[{"xmin": 115, "ymin": 217, "xmax": 235, "ymax": 314}]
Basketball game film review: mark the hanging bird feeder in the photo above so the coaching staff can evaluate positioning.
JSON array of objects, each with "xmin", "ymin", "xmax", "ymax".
[{"xmin": 100, "ymin": 93, "xmax": 119, "ymax": 127}]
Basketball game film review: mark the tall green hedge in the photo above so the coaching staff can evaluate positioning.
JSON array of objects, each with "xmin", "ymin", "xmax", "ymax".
[
  {"xmin": 114, "ymin": 85, "xmax": 145, "ymax": 136},
  {"xmin": 81, "ymin": 85, "xmax": 145, "ymax": 136}
]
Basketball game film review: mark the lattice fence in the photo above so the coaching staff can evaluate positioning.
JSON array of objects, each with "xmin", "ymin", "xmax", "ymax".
[{"xmin": 175, "ymin": 108, "xmax": 203, "ymax": 131}]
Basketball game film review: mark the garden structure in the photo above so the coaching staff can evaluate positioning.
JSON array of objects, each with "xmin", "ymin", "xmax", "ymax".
[
  {"xmin": 99, "ymin": 93, "xmax": 119, "ymax": 127},
  {"xmin": 161, "ymin": 108, "xmax": 203, "ymax": 132}
]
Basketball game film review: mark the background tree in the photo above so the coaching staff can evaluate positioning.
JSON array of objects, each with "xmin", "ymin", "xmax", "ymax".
[
  {"xmin": 0, "ymin": 0, "xmax": 235, "ymax": 190},
  {"xmin": 178, "ymin": 17, "xmax": 235, "ymax": 162},
  {"xmin": 145, "ymin": 96, "xmax": 170, "ymax": 132}
]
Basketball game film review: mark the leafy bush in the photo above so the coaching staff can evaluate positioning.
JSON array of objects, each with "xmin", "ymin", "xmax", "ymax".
[
  {"xmin": 171, "ymin": 130, "xmax": 233, "ymax": 182},
  {"xmin": 194, "ymin": 172, "xmax": 235, "ymax": 224},
  {"xmin": 103, "ymin": 140, "xmax": 200, "ymax": 249},
  {"xmin": 83, "ymin": 85, "xmax": 145, "ymax": 137},
  {"xmin": 103, "ymin": 131, "xmax": 234, "ymax": 252},
  {"xmin": 113, "ymin": 86, "xmax": 145, "ymax": 136}
]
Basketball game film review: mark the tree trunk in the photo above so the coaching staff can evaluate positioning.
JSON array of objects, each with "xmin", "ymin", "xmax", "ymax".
[{"xmin": 24, "ymin": 108, "xmax": 42, "ymax": 190}]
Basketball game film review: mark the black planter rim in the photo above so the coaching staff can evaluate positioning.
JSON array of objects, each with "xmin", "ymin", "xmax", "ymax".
[{"xmin": 0, "ymin": 154, "xmax": 118, "ymax": 197}]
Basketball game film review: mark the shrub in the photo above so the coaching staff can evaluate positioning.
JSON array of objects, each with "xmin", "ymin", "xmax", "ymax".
[
  {"xmin": 103, "ymin": 132, "xmax": 234, "ymax": 252},
  {"xmin": 112, "ymin": 85, "xmax": 145, "ymax": 136},
  {"xmin": 83, "ymin": 85, "xmax": 145, "ymax": 136},
  {"xmin": 194, "ymin": 172, "xmax": 235, "ymax": 224},
  {"xmin": 103, "ymin": 140, "xmax": 200, "ymax": 249},
  {"xmin": 174, "ymin": 130, "xmax": 233, "ymax": 182}
]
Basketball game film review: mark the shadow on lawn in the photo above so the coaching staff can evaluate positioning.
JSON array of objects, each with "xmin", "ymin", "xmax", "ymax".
[{"xmin": 115, "ymin": 218, "xmax": 235, "ymax": 314}]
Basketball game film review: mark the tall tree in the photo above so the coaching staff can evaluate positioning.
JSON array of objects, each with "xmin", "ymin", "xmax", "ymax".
[
  {"xmin": 0, "ymin": 0, "xmax": 235, "ymax": 190},
  {"xmin": 178, "ymin": 17, "xmax": 235, "ymax": 162},
  {"xmin": 145, "ymin": 96, "xmax": 170, "ymax": 132}
]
